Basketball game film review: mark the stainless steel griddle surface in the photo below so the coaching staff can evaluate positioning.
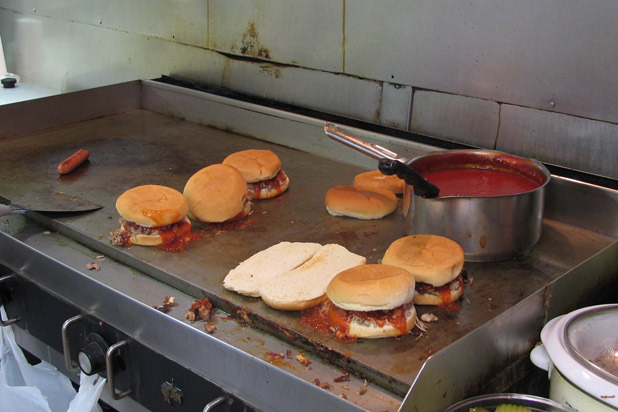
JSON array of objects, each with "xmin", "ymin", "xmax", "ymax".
[{"xmin": 0, "ymin": 109, "xmax": 614, "ymax": 395}]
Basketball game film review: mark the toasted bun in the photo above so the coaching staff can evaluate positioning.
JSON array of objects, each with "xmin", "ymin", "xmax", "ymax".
[
  {"xmin": 115, "ymin": 185, "xmax": 188, "ymax": 227},
  {"xmin": 223, "ymin": 241, "xmax": 321, "ymax": 297},
  {"xmin": 325, "ymin": 185, "xmax": 397, "ymax": 219},
  {"xmin": 327, "ymin": 264, "xmax": 415, "ymax": 311},
  {"xmin": 223, "ymin": 149, "xmax": 282, "ymax": 183},
  {"xmin": 382, "ymin": 234, "xmax": 464, "ymax": 287},
  {"xmin": 353, "ymin": 170, "xmax": 405, "ymax": 194},
  {"xmin": 260, "ymin": 244, "xmax": 366, "ymax": 311},
  {"xmin": 183, "ymin": 164, "xmax": 251, "ymax": 223},
  {"xmin": 413, "ymin": 276, "xmax": 464, "ymax": 305},
  {"xmin": 348, "ymin": 304, "xmax": 417, "ymax": 339}
]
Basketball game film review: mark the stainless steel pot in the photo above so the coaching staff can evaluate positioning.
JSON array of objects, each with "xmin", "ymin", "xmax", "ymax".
[
  {"xmin": 402, "ymin": 149, "xmax": 550, "ymax": 262},
  {"xmin": 324, "ymin": 124, "xmax": 551, "ymax": 262}
]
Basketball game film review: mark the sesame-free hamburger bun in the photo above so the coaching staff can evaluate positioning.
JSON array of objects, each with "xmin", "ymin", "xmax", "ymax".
[
  {"xmin": 382, "ymin": 234, "xmax": 465, "ymax": 306},
  {"xmin": 223, "ymin": 149, "xmax": 290, "ymax": 199},
  {"xmin": 110, "ymin": 184, "xmax": 191, "ymax": 247},
  {"xmin": 353, "ymin": 170, "xmax": 405, "ymax": 194},
  {"xmin": 183, "ymin": 164, "xmax": 252, "ymax": 223},
  {"xmin": 325, "ymin": 264, "xmax": 417, "ymax": 339},
  {"xmin": 325, "ymin": 185, "xmax": 397, "ymax": 219}
]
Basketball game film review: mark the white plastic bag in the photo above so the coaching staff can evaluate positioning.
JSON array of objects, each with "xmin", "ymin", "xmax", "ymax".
[{"xmin": 0, "ymin": 306, "xmax": 106, "ymax": 412}]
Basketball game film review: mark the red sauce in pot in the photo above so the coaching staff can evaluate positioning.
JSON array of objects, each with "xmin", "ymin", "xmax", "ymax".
[{"xmin": 422, "ymin": 168, "xmax": 540, "ymax": 197}]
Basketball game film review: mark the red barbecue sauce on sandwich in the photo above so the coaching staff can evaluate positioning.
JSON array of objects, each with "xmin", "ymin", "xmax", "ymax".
[
  {"xmin": 301, "ymin": 300, "xmax": 410, "ymax": 343},
  {"xmin": 415, "ymin": 274, "xmax": 464, "ymax": 311},
  {"xmin": 422, "ymin": 168, "xmax": 539, "ymax": 197},
  {"xmin": 249, "ymin": 170, "xmax": 288, "ymax": 199},
  {"xmin": 156, "ymin": 219, "xmax": 203, "ymax": 251},
  {"xmin": 115, "ymin": 220, "xmax": 203, "ymax": 251}
]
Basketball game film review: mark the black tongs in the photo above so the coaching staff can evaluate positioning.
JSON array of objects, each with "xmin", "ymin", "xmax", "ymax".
[{"xmin": 323, "ymin": 123, "xmax": 439, "ymax": 198}]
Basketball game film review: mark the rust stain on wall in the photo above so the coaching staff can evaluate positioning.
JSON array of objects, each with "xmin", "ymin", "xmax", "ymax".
[{"xmin": 240, "ymin": 21, "xmax": 271, "ymax": 60}]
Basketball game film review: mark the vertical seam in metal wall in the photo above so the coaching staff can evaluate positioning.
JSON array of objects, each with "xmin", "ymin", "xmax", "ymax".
[
  {"xmin": 494, "ymin": 103, "xmax": 502, "ymax": 149},
  {"xmin": 342, "ymin": 0, "xmax": 346, "ymax": 73},
  {"xmin": 206, "ymin": 0, "xmax": 210, "ymax": 48}
]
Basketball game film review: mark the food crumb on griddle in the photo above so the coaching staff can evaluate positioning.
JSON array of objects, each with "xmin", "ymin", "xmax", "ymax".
[
  {"xmin": 86, "ymin": 262, "xmax": 101, "ymax": 271},
  {"xmin": 153, "ymin": 296, "xmax": 176, "ymax": 313},
  {"xmin": 185, "ymin": 297, "xmax": 213, "ymax": 321},
  {"xmin": 295, "ymin": 352, "xmax": 311, "ymax": 366}
]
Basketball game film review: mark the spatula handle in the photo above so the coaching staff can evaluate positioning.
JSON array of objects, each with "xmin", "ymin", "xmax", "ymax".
[{"xmin": 0, "ymin": 204, "xmax": 28, "ymax": 217}]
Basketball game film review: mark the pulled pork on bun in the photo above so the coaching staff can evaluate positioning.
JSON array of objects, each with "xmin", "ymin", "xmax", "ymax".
[
  {"xmin": 109, "ymin": 184, "xmax": 194, "ymax": 249},
  {"xmin": 302, "ymin": 264, "xmax": 417, "ymax": 341}
]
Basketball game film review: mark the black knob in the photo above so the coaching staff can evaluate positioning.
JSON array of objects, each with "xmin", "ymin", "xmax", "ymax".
[
  {"xmin": 1, "ymin": 77, "xmax": 16, "ymax": 88},
  {"xmin": 78, "ymin": 333, "xmax": 109, "ymax": 375}
]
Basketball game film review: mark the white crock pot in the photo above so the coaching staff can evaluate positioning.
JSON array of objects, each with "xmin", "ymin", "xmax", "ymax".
[{"xmin": 530, "ymin": 304, "xmax": 618, "ymax": 412}]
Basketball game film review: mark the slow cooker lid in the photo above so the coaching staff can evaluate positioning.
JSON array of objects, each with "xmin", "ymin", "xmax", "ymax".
[{"xmin": 565, "ymin": 305, "xmax": 618, "ymax": 384}]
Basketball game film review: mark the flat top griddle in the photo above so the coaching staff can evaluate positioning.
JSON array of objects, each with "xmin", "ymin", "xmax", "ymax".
[{"xmin": 0, "ymin": 109, "xmax": 614, "ymax": 396}]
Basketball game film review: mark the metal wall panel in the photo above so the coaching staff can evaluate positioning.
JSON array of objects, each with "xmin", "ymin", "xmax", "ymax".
[
  {"xmin": 410, "ymin": 90, "xmax": 500, "ymax": 149},
  {"xmin": 0, "ymin": 0, "xmax": 207, "ymax": 46},
  {"xmin": 346, "ymin": 0, "xmax": 618, "ymax": 125},
  {"xmin": 0, "ymin": 10, "xmax": 225, "ymax": 92},
  {"xmin": 209, "ymin": 0, "xmax": 343, "ymax": 72},
  {"xmin": 498, "ymin": 104, "xmax": 618, "ymax": 179},
  {"xmin": 380, "ymin": 82, "xmax": 413, "ymax": 129}
]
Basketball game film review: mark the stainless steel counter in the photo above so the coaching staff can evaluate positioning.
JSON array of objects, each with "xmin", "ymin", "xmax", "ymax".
[{"xmin": 0, "ymin": 80, "xmax": 616, "ymax": 412}]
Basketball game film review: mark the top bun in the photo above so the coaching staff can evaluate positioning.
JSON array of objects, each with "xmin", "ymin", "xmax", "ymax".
[
  {"xmin": 223, "ymin": 149, "xmax": 282, "ymax": 183},
  {"xmin": 354, "ymin": 170, "xmax": 405, "ymax": 194},
  {"xmin": 115, "ymin": 184, "xmax": 188, "ymax": 227},
  {"xmin": 382, "ymin": 234, "xmax": 464, "ymax": 286},
  {"xmin": 183, "ymin": 164, "xmax": 250, "ymax": 223},
  {"xmin": 327, "ymin": 264, "xmax": 415, "ymax": 311},
  {"xmin": 325, "ymin": 185, "xmax": 397, "ymax": 219}
]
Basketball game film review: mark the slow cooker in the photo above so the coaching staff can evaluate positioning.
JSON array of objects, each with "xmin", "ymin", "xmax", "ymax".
[{"xmin": 530, "ymin": 304, "xmax": 618, "ymax": 411}]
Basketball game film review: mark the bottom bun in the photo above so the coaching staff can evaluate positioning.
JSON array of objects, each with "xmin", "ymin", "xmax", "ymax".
[
  {"xmin": 413, "ymin": 275, "xmax": 464, "ymax": 306},
  {"xmin": 347, "ymin": 304, "xmax": 417, "ymax": 339}
]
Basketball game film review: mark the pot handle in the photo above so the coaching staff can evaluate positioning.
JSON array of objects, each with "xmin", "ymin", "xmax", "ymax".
[
  {"xmin": 378, "ymin": 159, "xmax": 440, "ymax": 198},
  {"xmin": 530, "ymin": 343, "xmax": 551, "ymax": 372}
]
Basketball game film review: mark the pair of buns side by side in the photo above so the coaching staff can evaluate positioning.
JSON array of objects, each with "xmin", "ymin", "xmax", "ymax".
[
  {"xmin": 353, "ymin": 170, "xmax": 405, "ymax": 195},
  {"xmin": 325, "ymin": 185, "xmax": 397, "ymax": 220},
  {"xmin": 260, "ymin": 243, "xmax": 367, "ymax": 311},
  {"xmin": 183, "ymin": 164, "xmax": 251, "ymax": 223},
  {"xmin": 223, "ymin": 242, "xmax": 321, "ymax": 297}
]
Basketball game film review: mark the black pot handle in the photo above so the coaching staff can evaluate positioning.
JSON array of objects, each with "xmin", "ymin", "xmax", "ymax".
[{"xmin": 379, "ymin": 159, "xmax": 440, "ymax": 198}]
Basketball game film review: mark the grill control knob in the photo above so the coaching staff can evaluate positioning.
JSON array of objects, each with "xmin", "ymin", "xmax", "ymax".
[{"xmin": 78, "ymin": 333, "xmax": 109, "ymax": 376}]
